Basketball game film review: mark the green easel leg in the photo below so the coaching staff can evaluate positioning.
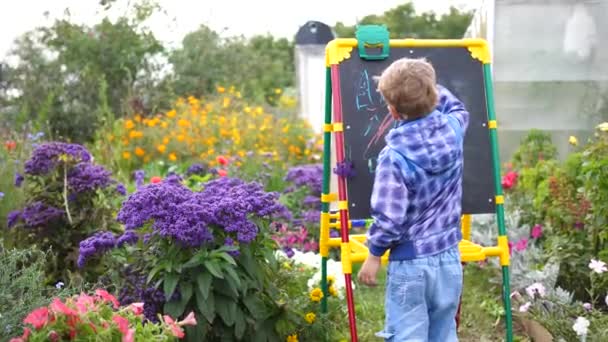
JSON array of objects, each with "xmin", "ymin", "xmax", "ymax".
[{"xmin": 320, "ymin": 66, "xmax": 333, "ymax": 313}]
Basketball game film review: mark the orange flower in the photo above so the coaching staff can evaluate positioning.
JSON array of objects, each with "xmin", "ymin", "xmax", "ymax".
[
  {"xmin": 166, "ymin": 109, "xmax": 177, "ymax": 118},
  {"xmin": 216, "ymin": 155, "xmax": 229, "ymax": 165},
  {"xmin": 4, "ymin": 140, "xmax": 16, "ymax": 151},
  {"xmin": 135, "ymin": 147, "xmax": 145, "ymax": 157},
  {"xmin": 177, "ymin": 119, "xmax": 190, "ymax": 128},
  {"xmin": 169, "ymin": 153, "xmax": 177, "ymax": 161},
  {"xmin": 122, "ymin": 151, "xmax": 131, "ymax": 160},
  {"xmin": 124, "ymin": 120, "xmax": 135, "ymax": 130},
  {"xmin": 157, "ymin": 144, "xmax": 166, "ymax": 153},
  {"xmin": 150, "ymin": 176, "xmax": 162, "ymax": 184},
  {"xmin": 217, "ymin": 86, "xmax": 226, "ymax": 93}
]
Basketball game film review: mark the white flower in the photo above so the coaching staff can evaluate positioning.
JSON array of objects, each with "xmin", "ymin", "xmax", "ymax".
[
  {"xmin": 572, "ymin": 316, "xmax": 590, "ymax": 336},
  {"xmin": 519, "ymin": 302, "xmax": 532, "ymax": 312},
  {"xmin": 589, "ymin": 259, "xmax": 607, "ymax": 274},
  {"xmin": 525, "ymin": 283, "xmax": 546, "ymax": 299},
  {"xmin": 605, "ymin": 294, "xmax": 608, "ymax": 307},
  {"xmin": 55, "ymin": 281, "xmax": 65, "ymax": 289}
]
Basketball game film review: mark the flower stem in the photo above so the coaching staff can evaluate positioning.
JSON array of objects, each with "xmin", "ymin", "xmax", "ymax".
[{"xmin": 63, "ymin": 164, "xmax": 73, "ymax": 224}]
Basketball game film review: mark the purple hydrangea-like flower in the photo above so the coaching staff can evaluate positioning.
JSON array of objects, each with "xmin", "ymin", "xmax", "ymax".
[
  {"xmin": 334, "ymin": 160, "xmax": 356, "ymax": 179},
  {"xmin": 14, "ymin": 173, "xmax": 24, "ymax": 187},
  {"xmin": 186, "ymin": 163, "xmax": 207, "ymax": 176},
  {"xmin": 283, "ymin": 247, "xmax": 295, "ymax": 258},
  {"xmin": 118, "ymin": 269, "xmax": 166, "ymax": 322},
  {"xmin": 7, "ymin": 210, "xmax": 21, "ymax": 228},
  {"xmin": 134, "ymin": 170, "xmax": 145, "ymax": 188},
  {"xmin": 303, "ymin": 195, "xmax": 320, "ymax": 207},
  {"xmin": 116, "ymin": 183, "xmax": 127, "ymax": 196},
  {"xmin": 285, "ymin": 164, "xmax": 322, "ymax": 195},
  {"xmin": 116, "ymin": 230, "xmax": 139, "ymax": 247},
  {"xmin": 24, "ymin": 142, "xmax": 91, "ymax": 175},
  {"xmin": 21, "ymin": 202, "xmax": 64, "ymax": 227},
  {"xmin": 302, "ymin": 209, "xmax": 320, "ymax": 224},
  {"xmin": 77, "ymin": 231, "xmax": 116, "ymax": 268},
  {"xmin": 330, "ymin": 230, "xmax": 340, "ymax": 238},
  {"xmin": 224, "ymin": 237, "xmax": 240, "ymax": 257},
  {"xmin": 68, "ymin": 163, "xmax": 113, "ymax": 193},
  {"xmin": 164, "ymin": 172, "xmax": 183, "ymax": 185}
]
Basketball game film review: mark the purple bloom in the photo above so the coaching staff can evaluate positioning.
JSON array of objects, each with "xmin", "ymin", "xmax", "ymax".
[
  {"xmin": 164, "ymin": 172, "xmax": 183, "ymax": 185},
  {"xmin": 283, "ymin": 247, "xmax": 295, "ymax": 258},
  {"xmin": 334, "ymin": 160, "xmax": 356, "ymax": 179},
  {"xmin": 0, "ymin": 192, "xmax": 3, "ymax": 200},
  {"xmin": 186, "ymin": 163, "xmax": 207, "ymax": 176},
  {"xmin": 116, "ymin": 230, "xmax": 139, "ymax": 247},
  {"xmin": 118, "ymin": 269, "xmax": 166, "ymax": 322},
  {"xmin": 285, "ymin": 164, "xmax": 322, "ymax": 195},
  {"xmin": 21, "ymin": 202, "xmax": 64, "ymax": 227},
  {"xmin": 24, "ymin": 142, "xmax": 91, "ymax": 175},
  {"xmin": 224, "ymin": 237, "xmax": 240, "ymax": 257},
  {"xmin": 68, "ymin": 163, "xmax": 113, "ymax": 193},
  {"xmin": 116, "ymin": 183, "xmax": 127, "ymax": 196},
  {"xmin": 330, "ymin": 230, "xmax": 340, "ymax": 238},
  {"xmin": 303, "ymin": 195, "xmax": 320, "ymax": 207},
  {"xmin": 133, "ymin": 170, "xmax": 145, "ymax": 188},
  {"xmin": 7, "ymin": 210, "xmax": 21, "ymax": 228},
  {"xmin": 14, "ymin": 173, "xmax": 24, "ymax": 187},
  {"xmin": 302, "ymin": 210, "xmax": 320, "ymax": 224},
  {"xmin": 77, "ymin": 231, "xmax": 116, "ymax": 268}
]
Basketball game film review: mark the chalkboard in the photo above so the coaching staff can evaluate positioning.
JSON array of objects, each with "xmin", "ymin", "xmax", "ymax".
[{"xmin": 337, "ymin": 47, "xmax": 495, "ymax": 219}]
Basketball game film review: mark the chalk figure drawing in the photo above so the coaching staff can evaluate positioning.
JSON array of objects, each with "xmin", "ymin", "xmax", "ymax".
[{"xmin": 355, "ymin": 69, "xmax": 394, "ymax": 173}]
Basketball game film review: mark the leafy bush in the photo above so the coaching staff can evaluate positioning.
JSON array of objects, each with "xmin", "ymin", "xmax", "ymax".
[
  {"xmin": 5, "ymin": 142, "xmax": 124, "ymax": 282},
  {"xmin": 0, "ymin": 243, "xmax": 73, "ymax": 339},
  {"xmin": 78, "ymin": 177, "xmax": 322, "ymax": 340}
]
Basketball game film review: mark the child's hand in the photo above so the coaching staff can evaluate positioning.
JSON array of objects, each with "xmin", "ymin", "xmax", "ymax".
[{"xmin": 358, "ymin": 255, "xmax": 381, "ymax": 287}]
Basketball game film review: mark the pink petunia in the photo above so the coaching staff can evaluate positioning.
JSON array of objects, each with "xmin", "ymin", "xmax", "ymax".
[
  {"xmin": 75, "ymin": 293, "xmax": 96, "ymax": 314},
  {"xmin": 163, "ymin": 315, "xmax": 185, "ymax": 338},
  {"xmin": 50, "ymin": 298, "xmax": 77, "ymax": 316},
  {"xmin": 178, "ymin": 312, "xmax": 197, "ymax": 326},
  {"xmin": 95, "ymin": 289, "xmax": 120, "ymax": 308},
  {"xmin": 531, "ymin": 224, "xmax": 543, "ymax": 239},
  {"xmin": 113, "ymin": 315, "xmax": 130, "ymax": 335},
  {"xmin": 123, "ymin": 329, "xmax": 135, "ymax": 342},
  {"xmin": 514, "ymin": 238, "xmax": 528, "ymax": 252},
  {"xmin": 501, "ymin": 171, "xmax": 518, "ymax": 190},
  {"xmin": 23, "ymin": 307, "xmax": 50, "ymax": 330},
  {"xmin": 128, "ymin": 302, "xmax": 145, "ymax": 315}
]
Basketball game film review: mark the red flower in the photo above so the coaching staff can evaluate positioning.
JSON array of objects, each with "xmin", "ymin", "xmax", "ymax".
[
  {"xmin": 23, "ymin": 307, "xmax": 50, "ymax": 330},
  {"xmin": 113, "ymin": 315, "xmax": 130, "ymax": 335},
  {"xmin": 150, "ymin": 176, "xmax": 162, "ymax": 184},
  {"xmin": 216, "ymin": 155, "xmax": 229, "ymax": 166},
  {"xmin": 48, "ymin": 330, "xmax": 60, "ymax": 342},
  {"xmin": 501, "ymin": 171, "xmax": 518, "ymax": 190},
  {"xmin": 50, "ymin": 298, "xmax": 77, "ymax": 316},
  {"xmin": 4, "ymin": 140, "xmax": 16, "ymax": 151},
  {"xmin": 95, "ymin": 289, "xmax": 120, "ymax": 309},
  {"xmin": 217, "ymin": 169, "xmax": 228, "ymax": 177}
]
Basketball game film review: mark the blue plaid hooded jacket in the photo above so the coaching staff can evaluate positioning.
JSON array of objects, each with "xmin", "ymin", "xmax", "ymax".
[{"xmin": 367, "ymin": 85, "xmax": 469, "ymax": 260}]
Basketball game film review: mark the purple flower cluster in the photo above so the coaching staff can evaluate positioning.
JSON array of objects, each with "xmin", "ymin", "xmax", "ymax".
[
  {"xmin": 134, "ymin": 170, "xmax": 145, "ymax": 188},
  {"xmin": 285, "ymin": 164, "xmax": 323, "ymax": 195},
  {"xmin": 334, "ymin": 160, "xmax": 356, "ymax": 179},
  {"xmin": 7, "ymin": 202, "xmax": 65, "ymax": 228},
  {"xmin": 14, "ymin": 173, "xmax": 24, "ymax": 187},
  {"xmin": 77, "ymin": 231, "xmax": 117, "ymax": 268},
  {"xmin": 118, "ymin": 268, "xmax": 166, "ymax": 322},
  {"xmin": 68, "ymin": 163, "xmax": 113, "ymax": 193},
  {"xmin": 186, "ymin": 163, "xmax": 207, "ymax": 176},
  {"xmin": 24, "ymin": 142, "xmax": 91, "ymax": 175},
  {"xmin": 113, "ymin": 177, "xmax": 285, "ymax": 249},
  {"xmin": 116, "ymin": 183, "xmax": 127, "ymax": 196}
]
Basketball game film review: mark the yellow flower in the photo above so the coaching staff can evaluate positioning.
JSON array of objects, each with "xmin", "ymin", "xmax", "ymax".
[
  {"xmin": 569, "ymin": 135, "xmax": 578, "ymax": 146},
  {"xmin": 274, "ymin": 88, "xmax": 282, "ymax": 95},
  {"xmin": 255, "ymin": 106, "xmax": 264, "ymax": 115},
  {"xmin": 223, "ymin": 97, "xmax": 231, "ymax": 108},
  {"xmin": 327, "ymin": 275, "xmax": 335, "ymax": 285},
  {"xmin": 122, "ymin": 151, "xmax": 131, "ymax": 160},
  {"xmin": 161, "ymin": 122, "xmax": 169, "ymax": 129},
  {"xmin": 166, "ymin": 109, "xmax": 177, "ymax": 118},
  {"xmin": 178, "ymin": 119, "xmax": 190, "ymax": 128},
  {"xmin": 329, "ymin": 285, "xmax": 338, "ymax": 297},
  {"xmin": 134, "ymin": 114, "xmax": 142, "ymax": 123},
  {"xmin": 124, "ymin": 120, "xmax": 135, "ymax": 130},
  {"xmin": 236, "ymin": 91, "xmax": 242, "ymax": 98},
  {"xmin": 157, "ymin": 144, "xmax": 166, "ymax": 153},
  {"xmin": 129, "ymin": 130, "xmax": 143, "ymax": 139},
  {"xmin": 244, "ymin": 106, "xmax": 252, "ymax": 114},
  {"xmin": 597, "ymin": 122, "xmax": 608, "ymax": 132},
  {"xmin": 304, "ymin": 312, "xmax": 316, "ymax": 324},
  {"xmin": 134, "ymin": 147, "xmax": 145, "ymax": 157},
  {"xmin": 177, "ymin": 134, "xmax": 186, "ymax": 142},
  {"xmin": 217, "ymin": 86, "xmax": 226, "ymax": 93},
  {"xmin": 169, "ymin": 153, "xmax": 177, "ymax": 161},
  {"xmin": 286, "ymin": 334, "xmax": 298, "ymax": 342},
  {"xmin": 163, "ymin": 137, "xmax": 170, "ymax": 144},
  {"xmin": 147, "ymin": 119, "xmax": 157, "ymax": 127},
  {"xmin": 309, "ymin": 288, "xmax": 323, "ymax": 302}
]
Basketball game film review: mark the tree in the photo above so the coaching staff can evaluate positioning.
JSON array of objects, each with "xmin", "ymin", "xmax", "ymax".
[{"xmin": 334, "ymin": 3, "xmax": 473, "ymax": 39}]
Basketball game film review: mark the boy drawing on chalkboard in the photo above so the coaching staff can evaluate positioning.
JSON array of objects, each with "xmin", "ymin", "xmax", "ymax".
[{"xmin": 357, "ymin": 57, "xmax": 469, "ymax": 342}]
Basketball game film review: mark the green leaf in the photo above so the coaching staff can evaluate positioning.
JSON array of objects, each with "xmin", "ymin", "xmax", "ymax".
[
  {"xmin": 204, "ymin": 260, "xmax": 224, "ymax": 279},
  {"xmin": 223, "ymin": 265, "xmax": 242, "ymax": 289},
  {"xmin": 181, "ymin": 282, "xmax": 194, "ymax": 302},
  {"xmin": 163, "ymin": 273, "xmax": 179, "ymax": 298},
  {"xmin": 243, "ymin": 293, "xmax": 271, "ymax": 320},
  {"xmin": 196, "ymin": 272, "xmax": 213, "ymax": 300},
  {"xmin": 183, "ymin": 254, "xmax": 203, "ymax": 269},
  {"xmin": 217, "ymin": 252, "xmax": 237, "ymax": 266},
  {"xmin": 214, "ymin": 278, "xmax": 239, "ymax": 299},
  {"xmin": 195, "ymin": 287, "xmax": 215, "ymax": 323},
  {"xmin": 234, "ymin": 307, "xmax": 247, "ymax": 340},
  {"xmin": 215, "ymin": 294, "xmax": 236, "ymax": 326},
  {"xmin": 147, "ymin": 264, "xmax": 164, "ymax": 284}
]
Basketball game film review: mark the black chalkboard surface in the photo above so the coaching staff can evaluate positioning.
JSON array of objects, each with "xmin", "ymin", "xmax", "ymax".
[{"xmin": 338, "ymin": 47, "xmax": 495, "ymax": 219}]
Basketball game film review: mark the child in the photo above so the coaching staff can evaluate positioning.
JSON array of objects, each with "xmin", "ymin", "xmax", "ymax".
[{"xmin": 357, "ymin": 57, "xmax": 469, "ymax": 342}]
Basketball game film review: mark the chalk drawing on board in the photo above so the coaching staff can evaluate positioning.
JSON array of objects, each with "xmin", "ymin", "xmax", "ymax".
[{"xmin": 356, "ymin": 70, "xmax": 374, "ymax": 110}]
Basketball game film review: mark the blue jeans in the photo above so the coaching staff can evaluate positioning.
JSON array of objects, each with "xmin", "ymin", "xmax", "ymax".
[{"xmin": 376, "ymin": 246, "xmax": 463, "ymax": 342}]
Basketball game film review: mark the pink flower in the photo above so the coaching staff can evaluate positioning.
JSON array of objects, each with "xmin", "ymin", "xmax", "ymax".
[
  {"xmin": 95, "ymin": 289, "xmax": 120, "ymax": 308},
  {"xmin": 178, "ymin": 311, "xmax": 197, "ymax": 326},
  {"xmin": 150, "ymin": 176, "xmax": 162, "ymax": 184},
  {"xmin": 50, "ymin": 298, "xmax": 77, "ymax": 316},
  {"xmin": 123, "ymin": 329, "xmax": 135, "ymax": 342},
  {"xmin": 531, "ymin": 224, "xmax": 543, "ymax": 239},
  {"xmin": 23, "ymin": 307, "xmax": 50, "ymax": 330},
  {"xmin": 514, "ymin": 238, "xmax": 528, "ymax": 252},
  {"xmin": 48, "ymin": 330, "xmax": 60, "ymax": 342},
  {"xmin": 519, "ymin": 302, "xmax": 532, "ymax": 312},
  {"xmin": 113, "ymin": 315, "xmax": 130, "ymax": 335},
  {"xmin": 508, "ymin": 241, "xmax": 514, "ymax": 256},
  {"xmin": 501, "ymin": 171, "xmax": 518, "ymax": 190},
  {"xmin": 10, "ymin": 327, "xmax": 32, "ymax": 342},
  {"xmin": 128, "ymin": 302, "xmax": 145, "ymax": 315},
  {"xmin": 217, "ymin": 169, "xmax": 228, "ymax": 177},
  {"xmin": 75, "ymin": 293, "xmax": 96, "ymax": 314},
  {"xmin": 163, "ymin": 315, "xmax": 185, "ymax": 338}
]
